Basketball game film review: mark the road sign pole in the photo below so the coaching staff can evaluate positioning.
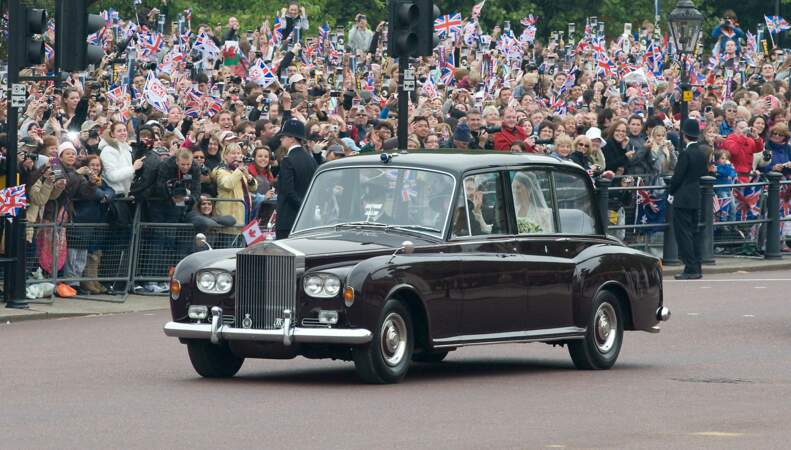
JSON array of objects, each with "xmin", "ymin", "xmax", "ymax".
[
  {"xmin": 4, "ymin": 0, "xmax": 30, "ymax": 308},
  {"xmin": 397, "ymin": 57, "xmax": 409, "ymax": 150}
]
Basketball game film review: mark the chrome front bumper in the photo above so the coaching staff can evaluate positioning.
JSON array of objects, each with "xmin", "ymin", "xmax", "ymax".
[{"xmin": 164, "ymin": 307, "xmax": 372, "ymax": 346}]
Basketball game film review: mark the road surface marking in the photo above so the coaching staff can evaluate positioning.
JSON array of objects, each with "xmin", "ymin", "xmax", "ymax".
[
  {"xmin": 687, "ymin": 313, "xmax": 700, "ymax": 316},
  {"xmin": 743, "ymin": 315, "xmax": 755, "ymax": 318},
  {"xmin": 700, "ymin": 286, "xmax": 712, "ymax": 289},
  {"xmin": 545, "ymin": 446, "xmax": 566, "ymax": 449},
  {"xmin": 691, "ymin": 431, "xmax": 745, "ymax": 437}
]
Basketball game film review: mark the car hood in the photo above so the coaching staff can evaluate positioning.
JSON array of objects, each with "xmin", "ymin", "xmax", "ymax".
[
  {"xmin": 281, "ymin": 228, "xmax": 438, "ymax": 256},
  {"xmin": 177, "ymin": 229, "xmax": 439, "ymax": 276}
]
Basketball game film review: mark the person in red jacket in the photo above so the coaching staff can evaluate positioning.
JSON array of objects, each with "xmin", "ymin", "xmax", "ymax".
[
  {"xmin": 493, "ymin": 108, "xmax": 527, "ymax": 151},
  {"xmin": 720, "ymin": 120, "xmax": 764, "ymax": 183}
]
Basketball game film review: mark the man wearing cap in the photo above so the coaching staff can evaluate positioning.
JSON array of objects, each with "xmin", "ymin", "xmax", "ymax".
[
  {"xmin": 669, "ymin": 119, "xmax": 709, "ymax": 280},
  {"xmin": 452, "ymin": 123, "xmax": 473, "ymax": 149},
  {"xmin": 276, "ymin": 119, "xmax": 317, "ymax": 239}
]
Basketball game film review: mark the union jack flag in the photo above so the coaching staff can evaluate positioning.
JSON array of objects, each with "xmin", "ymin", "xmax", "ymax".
[
  {"xmin": 140, "ymin": 31, "xmax": 163, "ymax": 58},
  {"xmin": 273, "ymin": 16, "xmax": 284, "ymax": 44},
  {"xmin": 471, "ymin": 0, "xmax": 486, "ymax": 21},
  {"xmin": 714, "ymin": 194, "xmax": 733, "ymax": 222},
  {"xmin": 106, "ymin": 84, "xmax": 128, "ymax": 104},
  {"xmin": 248, "ymin": 59, "xmax": 277, "ymax": 88},
  {"xmin": 44, "ymin": 43, "xmax": 55, "ymax": 61},
  {"xmin": 520, "ymin": 15, "xmax": 536, "ymax": 28},
  {"xmin": 733, "ymin": 185, "xmax": 762, "ymax": 221},
  {"xmin": 319, "ymin": 23, "xmax": 330, "ymax": 41},
  {"xmin": 434, "ymin": 13, "xmax": 462, "ymax": 39},
  {"xmin": 0, "ymin": 186, "xmax": 28, "ymax": 217},
  {"xmin": 765, "ymin": 15, "xmax": 791, "ymax": 34}
]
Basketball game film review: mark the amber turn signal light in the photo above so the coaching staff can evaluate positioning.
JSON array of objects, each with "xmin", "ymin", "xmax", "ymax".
[
  {"xmin": 343, "ymin": 287, "xmax": 355, "ymax": 307},
  {"xmin": 170, "ymin": 279, "xmax": 182, "ymax": 300}
]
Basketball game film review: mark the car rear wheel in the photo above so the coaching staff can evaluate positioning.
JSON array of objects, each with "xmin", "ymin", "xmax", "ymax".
[
  {"xmin": 568, "ymin": 290, "xmax": 623, "ymax": 370},
  {"xmin": 412, "ymin": 350, "xmax": 449, "ymax": 363},
  {"xmin": 353, "ymin": 299, "xmax": 414, "ymax": 384},
  {"xmin": 187, "ymin": 340, "xmax": 245, "ymax": 378}
]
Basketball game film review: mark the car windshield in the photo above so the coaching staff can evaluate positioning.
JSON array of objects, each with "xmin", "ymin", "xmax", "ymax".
[{"xmin": 292, "ymin": 167, "xmax": 455, "ymax": 238}]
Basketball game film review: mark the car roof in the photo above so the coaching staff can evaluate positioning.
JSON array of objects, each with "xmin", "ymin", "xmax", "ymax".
[{"xmin": 319, "ymin": 150, "xmax": 585, "ymax": 177}]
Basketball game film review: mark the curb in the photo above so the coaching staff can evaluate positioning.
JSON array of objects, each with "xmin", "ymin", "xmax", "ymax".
[
  {"xmin": 1, "ymin": 311, "xmax": 91, "ymax": 323},
  {"xmin": 662, "ymin": 259, "xmax": 791, "ymax": 276}
]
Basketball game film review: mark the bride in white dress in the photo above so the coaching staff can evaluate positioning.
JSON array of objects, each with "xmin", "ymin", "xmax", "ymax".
[{"xmin": 511, "ymin": 172, "xmax": 554, "ymax": 234}]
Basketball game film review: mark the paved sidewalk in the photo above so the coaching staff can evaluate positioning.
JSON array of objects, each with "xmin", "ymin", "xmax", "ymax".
[
  {"xmin": 1, "ymin": 256, "xmax": 789, "ymax": 323},
  {"xmin": 0, "ymin": 294, "xmax": 169, "ymax": 323}
]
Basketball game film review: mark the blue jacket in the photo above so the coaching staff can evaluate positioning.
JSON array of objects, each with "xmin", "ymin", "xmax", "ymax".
[{"xmin": 761, "ymin": 141, "xmax": 791, "ymax": 176}]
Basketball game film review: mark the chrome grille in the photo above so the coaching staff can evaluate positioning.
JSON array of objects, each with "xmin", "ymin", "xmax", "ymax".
[
  {"xmin": 222, "ymin": 315, "xmax": 235, "ymax": 326},
  {"xmin": 235, "ymin": 244, "xmax": 298, "ymax": 330}
]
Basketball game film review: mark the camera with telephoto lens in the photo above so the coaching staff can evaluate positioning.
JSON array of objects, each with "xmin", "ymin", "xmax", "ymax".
[
  {"xmin": 485, "ymin": 126, "xmax": 501, "ymax": 133},
  {"xmin": 762, "ymin": 149, "xmax": 772, "ymax": 162},
  {"xmin": 23, "ymin": 151, "xmax": 38, "ymax": 161},
  {"xmin": 200, "ymin": 165, "xmax": 209, "ymax": 176},
  {"xmin": 167, "ymin": 178, "xmax": 190, "ymax": 198},
  {"xmin": 140, "ymin": 62, "xmax": 158, "ymax": 71},
  {"xmin": 88, "ymin": 128, "xmax": 100, "ymax": 139},
  {"xmin": 229, "ymin": 75, "xmax": 242, "ymax": 85}
]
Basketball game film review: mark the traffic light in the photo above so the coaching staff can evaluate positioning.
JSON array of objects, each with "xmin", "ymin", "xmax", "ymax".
[
  {"xmin": 9, "ymin": 5, "xmax": 47, "ymax": 69},
  {"xmin": 57, "ymin": 0, "xmax": 105, "ymax": 72},
  {"xmin": 388, "ymin": 0, "xmax": 440, "ymax": 58}
]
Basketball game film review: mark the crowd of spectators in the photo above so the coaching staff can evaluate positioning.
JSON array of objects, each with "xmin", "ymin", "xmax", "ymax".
[{"xmin": 2, "ymin": 3, "xmax": 791, "ymax": 294}]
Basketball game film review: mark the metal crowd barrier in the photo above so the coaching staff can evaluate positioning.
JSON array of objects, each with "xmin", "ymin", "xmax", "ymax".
[
  {"xmin": 598, "ymin": 172, "xmax": 790, "ymax": 265},
  {"xmin": 14, "ymin": 197, "xmax": 249, "ymax": 302}
]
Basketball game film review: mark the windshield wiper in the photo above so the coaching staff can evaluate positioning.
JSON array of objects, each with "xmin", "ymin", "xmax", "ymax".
[
  {"xmin": 389, "ymin": 224, "xmax": 442, "ymax": 234},
  {"xmin": 335, "ymin": 221, "xmax": 389, "ymax": 230}
]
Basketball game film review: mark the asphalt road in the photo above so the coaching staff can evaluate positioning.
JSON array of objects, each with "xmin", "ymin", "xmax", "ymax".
[{"xmin": 2, "ymin": 270, "xmax": 790, "ymax": 450}]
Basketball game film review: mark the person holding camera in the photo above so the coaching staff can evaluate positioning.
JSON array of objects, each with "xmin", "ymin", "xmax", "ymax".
[
  {"xmin": 721, "ymin": 119, "xmax": 765, "ymax": 183},
  {"xmin": 213, "ymin": 142, "xmax": 258, "ymax": 237},
  {"xmin": 759, "ymin": 124, "xmax": 791, "ymax": 177},
  {"xmin": 711, "ymin": 11, "xmax": 744, "ymax": 56},
  {"xmin": 79, "ymin": 121, "xmax": 103, "ymax": 156}
]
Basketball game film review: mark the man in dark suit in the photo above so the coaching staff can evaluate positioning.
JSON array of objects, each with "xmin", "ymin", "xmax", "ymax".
[
  {"xmin": 275, "ymin": 119, "xmax": 318, "ymax": 240},
  {"xmin": 669, "ymin": 119, "xmax": 709, "ymax": 280}
]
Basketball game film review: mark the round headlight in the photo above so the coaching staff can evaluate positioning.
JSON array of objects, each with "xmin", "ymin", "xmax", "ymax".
[
  {"xmin": 323, "ymin": 276, "xmax": 341, "ymax": 296},
  {"xmin": 197, "ymin": 272, "xmax": 216, "ymax": 291},
  {"xmin": 215, "ymin": 272, "xmax": 233, "ymax": 293},
  {"xmin": 304, "ymin": 275, "xmax": 324, "ymax": 296}
]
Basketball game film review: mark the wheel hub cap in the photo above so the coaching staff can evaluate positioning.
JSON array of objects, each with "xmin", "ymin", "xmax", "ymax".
[
  {"xmin": 380, "ymin": 313, "xmax": 407, "ymax": 367},
  {"xmin": 594, "ymin": 303, "xmax": 617, "ymax": 353}
]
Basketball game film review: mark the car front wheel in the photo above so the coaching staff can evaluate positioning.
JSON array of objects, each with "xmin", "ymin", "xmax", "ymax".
[
  {"xmin": 187, "ymin": 340, "xmax": 245, "ymax": 378},
  {"xmin": 353, "ymin": 299, "xmax": 414, "ymax": 384},
  {"xmin": 568, "ymin": 290, "xmax": 624, "ymax": 370}
]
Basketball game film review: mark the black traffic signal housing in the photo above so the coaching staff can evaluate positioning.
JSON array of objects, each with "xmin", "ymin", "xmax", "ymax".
[
  {"xmin": 57, "ymin": 0, "xmax": 105, "ymax": 72},
  {"xmin": 388, "ymin": 0, "xmax": 440, "ymax": 58},
  {"xmin": 9, "ymin": 5, "xmax": 47, "ymax": 69}
]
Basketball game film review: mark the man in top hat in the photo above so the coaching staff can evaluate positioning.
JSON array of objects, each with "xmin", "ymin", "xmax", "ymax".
[
  {"xmin": 276, "ymin": 118, "xmax": 317, "ymax": 239},
  {"xmin": 669, "ymin": 119, "xmax": 709, "ymax": 280}
]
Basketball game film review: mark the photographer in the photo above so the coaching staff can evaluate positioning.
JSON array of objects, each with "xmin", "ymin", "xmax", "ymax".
[
  {"xmin": 153, "ymin": 149, "xmax": 202, "ymax": 224},
  {"xmin": 213, "ymin": 142, "xmax": 258, "ymax": 236},
  {"xmin": 79, "ymin": 121, "xmax": 103, "ymax": 156},
  {"xmin": 129, "ymin": 127, "xmax": 165, "ymax": 220},
  {"xmin": 759, "ymin": 124, "xmax": 791, "ymax": 177},
  {"xmin": 710, "ymin": 11, "xmax": 744, "ymax": 55}
]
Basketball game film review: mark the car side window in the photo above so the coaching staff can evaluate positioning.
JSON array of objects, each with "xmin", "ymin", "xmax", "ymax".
[
  {"xmin": 508, "ymin": 170, "xmax": 556, "ymax": 234},
  {"xmin": 554, "ymin": 171, "xmax": 597, "ymax": 234},
  {"xmin": 452, "ymin": 172, "xmax": 507, "ymax": 237}
]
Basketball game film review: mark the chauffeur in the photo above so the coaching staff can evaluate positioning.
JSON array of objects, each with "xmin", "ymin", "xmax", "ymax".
[{"xmin": 275, "ymin": 119, "xmax": 318, "ymax": 240}]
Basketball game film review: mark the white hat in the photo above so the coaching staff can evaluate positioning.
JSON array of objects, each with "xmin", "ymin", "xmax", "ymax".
[
  {"xmin": 57, "ymin": 141, "xmax": 77, "ymax": 157},
  {"xmin": 288, "ymin": 73, "xmax": 305, "ymax": 85},
  {"xmin": 585, "ymin": 127, "xmax": 604, "ymax": 147}
]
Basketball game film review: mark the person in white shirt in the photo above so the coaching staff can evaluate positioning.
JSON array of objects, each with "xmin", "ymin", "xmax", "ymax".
[{"xmin": 99, "ymin": 121, "xmax": 144, "ymax": 196}]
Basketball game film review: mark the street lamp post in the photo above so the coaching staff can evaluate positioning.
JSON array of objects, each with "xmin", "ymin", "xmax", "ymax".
[{"xmin": 668, "ymin": 0, "xmax": 704, "ymax": 148}]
